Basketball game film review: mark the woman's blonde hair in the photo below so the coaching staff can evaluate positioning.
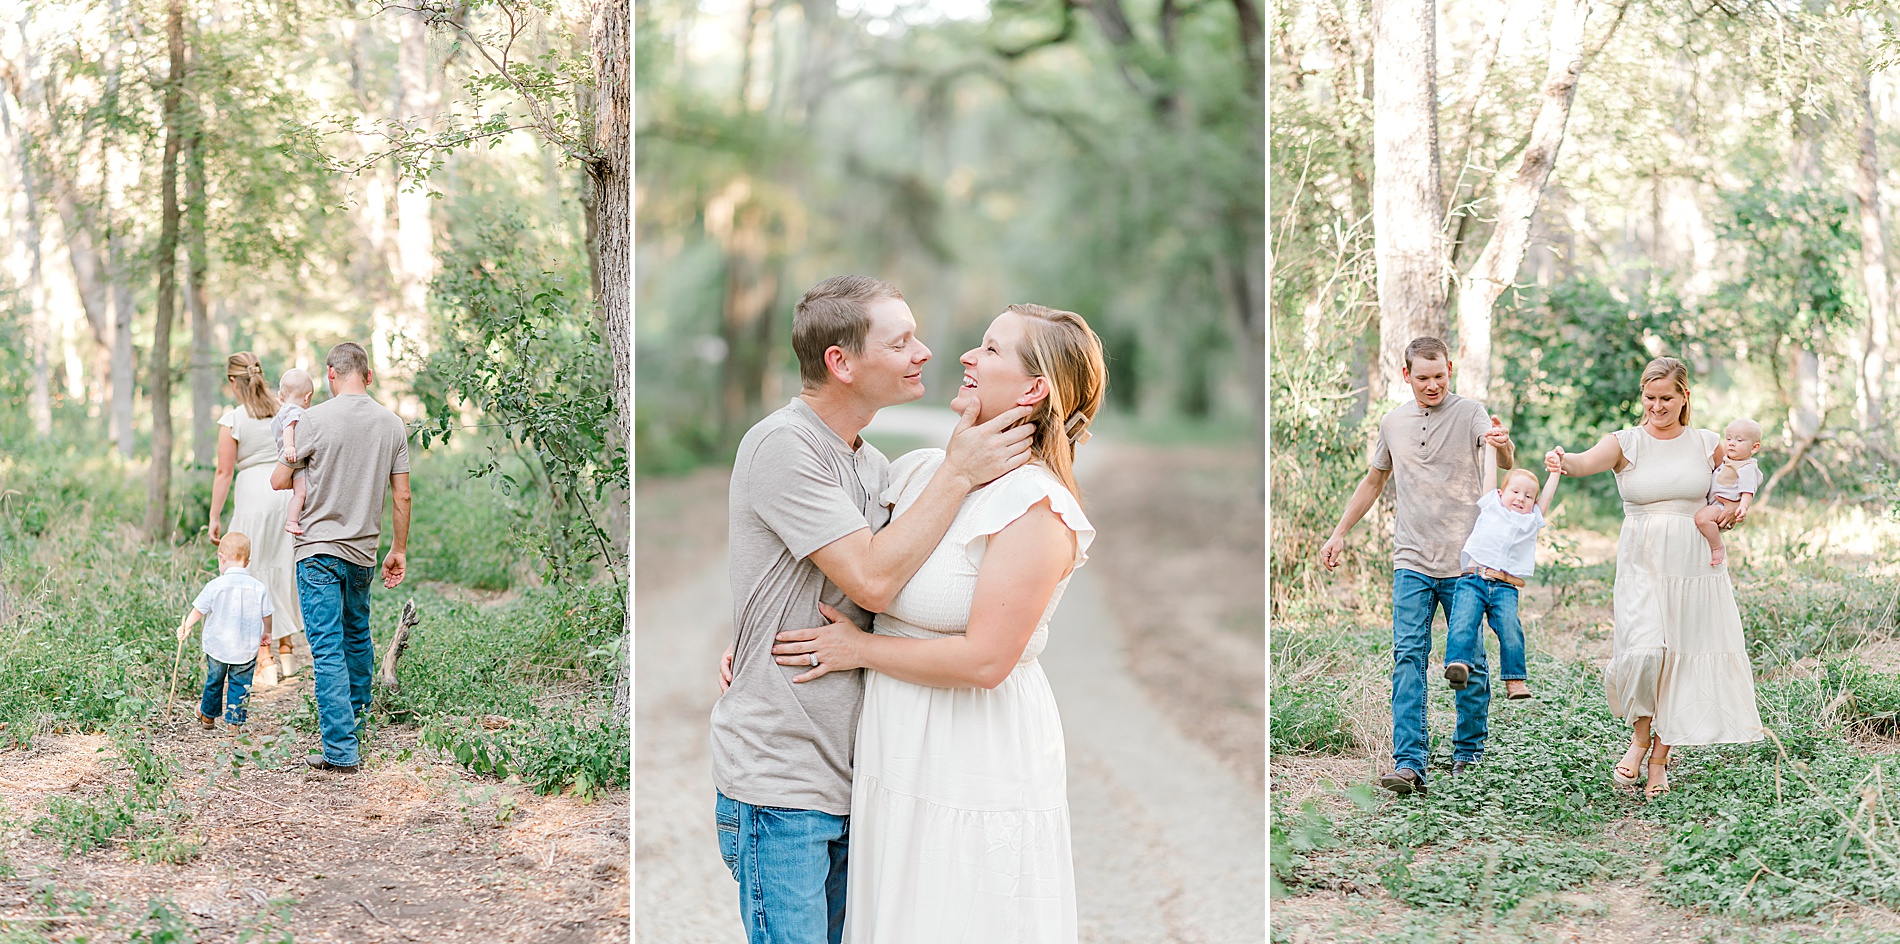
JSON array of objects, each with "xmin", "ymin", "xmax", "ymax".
[
  {"xmin": 1005, "ymin": 304, "xmax": 1107, "ymax": 502},
  {"xmin": 1640, "ymin": 356, "xmax": 1691, "ymax": 426},
  {"xmin": 226, "ymin": 352, "xmax": 279, "ymax": 420}
]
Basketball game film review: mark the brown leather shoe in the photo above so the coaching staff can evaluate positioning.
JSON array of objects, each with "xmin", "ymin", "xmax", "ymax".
[
  {"xmin": 1444, "ymin": 662, "xmax": 1470, "ymax": 690},
  {"xmin": 305, "ymin": 755, "xmax": 360, "ymax": 774},
  {"xmin": 1378, "ymin": 768, "xmax": 1427, "ymax": 795}
]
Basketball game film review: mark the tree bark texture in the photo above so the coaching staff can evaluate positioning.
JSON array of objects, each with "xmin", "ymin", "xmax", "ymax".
[
  {"xmin": 1456, "ymin": 0, "xmax": 1592, "ymax": 401},
  {"xmin": 105, "ymin": 0, "xmax": 134, "ymax": 457},
  {"xmin": 146, "ymin": 0, "xmax": 185, "ymax": 541},
  {"xmin": 1853, "ymin": 51, "xmax": 1890, "ymax": 435},
  {"xmin": 593, "ymin": 0, "xmax": 631, "ymax": 725},
  {"xmin": 1371, "ymin": 0, "xmax": 1447, "ymax": 399},
  {"xmin": 187, "ymin": 120, "xmax": 216, "ymax": 467}
]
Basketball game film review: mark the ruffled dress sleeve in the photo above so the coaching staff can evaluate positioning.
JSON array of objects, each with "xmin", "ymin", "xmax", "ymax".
[
  {"xmin": 880, "ymin": 448, "xmax": 946, "ymax": 518},
  {"xmin": 963, "ymin": 467, "xmax": 1095, "ymax": 572},
  {"xmin": 1611, "ymin": 427, "xmax": 1642, "ymax": 473},
  {"xmin": 218, "ymin": 406, "xmax": 243, "ymax": 440}
]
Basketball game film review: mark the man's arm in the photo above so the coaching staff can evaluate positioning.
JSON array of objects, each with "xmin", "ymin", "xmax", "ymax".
[
  {"xmin": 1319, "ymin": 466, "xmax": 1392, "ymax": 571},
  {"xmin": 805, "ymin": 404, "xmax": 1033, "ymax": 613},
  {"xmin": 383, "ymin": 472, "xmax": 410, "ymax": 588}
]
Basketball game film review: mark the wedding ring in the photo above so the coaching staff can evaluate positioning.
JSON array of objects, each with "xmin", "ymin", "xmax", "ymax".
[{"xmin": 808, "ymin": 652, "xmax": 819, "ymax": 667}]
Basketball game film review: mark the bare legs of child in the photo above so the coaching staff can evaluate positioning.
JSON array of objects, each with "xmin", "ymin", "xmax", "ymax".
[
  {"xmin": 1693, "ymin": 501, "xmax": 1732, "ymax": 568},
  {"xmin": 285, "ymin": 472, "xmax": 306, "ymax": 536}
]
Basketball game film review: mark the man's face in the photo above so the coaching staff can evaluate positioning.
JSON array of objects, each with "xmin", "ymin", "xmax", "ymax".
[
  {"xmin": 847, "ymin": 297, "xmax": 931, "ymax": 408},
  {"xmin": 1403, "ymin": 356, "xmax": 1451, "ymax": 408}
]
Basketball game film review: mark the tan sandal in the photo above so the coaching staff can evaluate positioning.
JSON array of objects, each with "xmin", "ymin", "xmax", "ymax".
[
  {"xmin": 1611, "ymin": 744, "xmax": 1646, "ymax": 787},
  {"xmin": 1645, "ymin": 761, "xmax": 1670, "ymax": 799}
]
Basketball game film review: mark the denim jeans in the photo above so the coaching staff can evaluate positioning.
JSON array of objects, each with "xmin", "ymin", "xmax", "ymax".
[
  {"xmin": 200, "ymin": 656, "xmax": 256, "ymax": 726},
  {"xmin": 1447, "ymin": 574, "xmax": 1527, "ymax": 681},
  {"xmin": 298, "ymin": 555, "xmax": 375, "ymax": 766},
  {"xmin": 716, "ymin": 791, "xmax": 847, "ymax": 944},
  {"xmin": 1392, "ymin": 569, "xmax": 1492, "ymax": 776}
]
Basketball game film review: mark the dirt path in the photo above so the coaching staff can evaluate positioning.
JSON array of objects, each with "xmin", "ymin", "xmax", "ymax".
[
  {"xmin": 633, "ymin": 420, "xmax": 1264, "ymax": 943},
  {"xmin": 0, "ymin": 657, "xmax": 627, "ymax": 943}
]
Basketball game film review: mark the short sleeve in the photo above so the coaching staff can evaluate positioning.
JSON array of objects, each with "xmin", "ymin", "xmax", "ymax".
[
  {"xmin": 1371, "ymin": 429, "xmax": 1393, "ymax": 472},
  {"xmin": 964, "ymin": 468, "xmax": 1095, "ymax": 571},
  {"xmin": 258, "ymin": 584, "xmax": 275, "ymax": 619},
  {"xmin": 880, "ymin": 449, "xmax": 944, "ymax": 512},
  {"xmin": 1468, "ymin": 401, "xmax": 1493, "ymax": 442},
  {"xmin": 1738, "ymin": 461, "xmax": 1763, "ymax": 495},
  {"xmin": 219, "ymin": 407, "xmax": 242, "ymax": 440},
  {"xmin": 1698, "ymin": 428, "xmax": 1722, "ymax": 458},
  {"xmin": 1475, "ymin": 489, "xmax": 1502, "ymax": 514},
  {"xmin": 193, "ymin": 584, "xmax": 215, "ymax": 615},
  {"xmin": 1612, "ymin": 428, "xmax": 1641, "ymax": 472},
  {"xmin": 390, "ymin": 415, "xmax": 412, "ymax": 476},
  {"xmin": 749, "ymin": 428, "xmax": 873, "ymax": 561}
]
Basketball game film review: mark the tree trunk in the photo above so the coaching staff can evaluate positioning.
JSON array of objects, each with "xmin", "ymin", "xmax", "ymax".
[
  {"xmin": 105, "ymin": 0, "xmax": 134, "ymax": 457},
  {"xmin": 1853, "ymin": 42, "xmax": 1890, "ymax": 436},
  {"xmin": 145, "ymin": 0, "xmax": 185, "ymax": 541},
  {"xmin": 1456, "ymin": 0, "xmax": 1592, "ymax": 401},
  {"xmin": 386, "ymin": 11, "xmax": 437, "ymax": 390},
  {"xmin": 593, "ymin": 0, "xmax": 631, "ymax": 726},
  {"xmin": 1371, "ymin": 0, "xmax": 1447, "ymax": 400},
  {"xmin": 187, "ymin": 119, "xmax": 216, "ymax": 467},
  {"xmin": 2, "ymin": 74, "xmax": 52, "ymax": 436}
]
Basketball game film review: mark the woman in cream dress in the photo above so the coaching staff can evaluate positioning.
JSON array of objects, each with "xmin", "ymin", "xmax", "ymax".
[
  {"xmin": 207, "ymin": 352, "xmax": 305, "ymax": 682},
  {"xmin": 1546, "ymin": 356, "xmax": 1763, "ymax": 797},
  {"xmin": 771, "ymin": 304, "xmax": 1106, "ymax": 943}
]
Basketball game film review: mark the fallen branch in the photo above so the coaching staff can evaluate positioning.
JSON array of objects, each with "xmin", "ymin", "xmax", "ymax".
[{"xmin": 379, "ymin": 600, "xmax": 421, "ymax": 693}]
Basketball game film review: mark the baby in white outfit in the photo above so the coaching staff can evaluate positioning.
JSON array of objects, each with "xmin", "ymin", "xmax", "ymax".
[{"xmin": 1694, "ymin": 418, "xmax": 1763, "ymax": 568}]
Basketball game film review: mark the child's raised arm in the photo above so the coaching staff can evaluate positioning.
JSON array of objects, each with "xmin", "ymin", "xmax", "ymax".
[
  {"xmin": 1482, "ymin": 443, "xmax": 1499, "ymax": 494},
  {"xmin": 1537, "ymin": 465, "xmax": 1562, "ymax": 515}
]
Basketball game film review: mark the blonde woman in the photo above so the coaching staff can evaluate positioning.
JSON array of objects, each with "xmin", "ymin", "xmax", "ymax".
[
  {"xmin": 772, "ymin": 304, "xmax": 1105, "ymax": 944},
  {"xmin": 1545, "ymin": 356, "xmax": 1764, "ymax": 798},
  {"xmin": 208, "ymin": 352, "xmax": 305, "ymax": 683}
]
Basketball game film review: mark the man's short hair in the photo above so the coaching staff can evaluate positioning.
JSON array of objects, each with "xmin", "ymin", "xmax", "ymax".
[
  {"xmin": 326, "ymin": 342, "xmax": 371, "ymax": 381},
  {"xmin": 793, "ymin": 276, "xmax": 903, "ymax": 387},
  {"xmin": 219, "ymin": 531, "xmax": 253, "ymax": 564},
  {"xmin": 1404, "ymin": 337, "xmax": 1451, "ymax": 370}
]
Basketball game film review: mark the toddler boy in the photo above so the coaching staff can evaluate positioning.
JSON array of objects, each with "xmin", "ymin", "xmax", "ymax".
[
  {"xmin": 1445, "ymin": 465, "xmax": 1560, "ymax": 702},
  {"xmin": 177, "ymin": 532, "xmax": 274, "ymax": 729}
]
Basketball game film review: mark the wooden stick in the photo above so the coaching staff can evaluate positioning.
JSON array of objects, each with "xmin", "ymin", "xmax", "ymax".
[{"xmin": 165, "ymin": 628, "xmax": 187, "ymax": 722}]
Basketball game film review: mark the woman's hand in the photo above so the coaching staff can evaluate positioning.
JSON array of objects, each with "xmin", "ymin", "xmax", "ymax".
[
  {"xmin": 207, "ymin": 518, "xmax": 222, "ymax": 543},
  {"xmin": 773, "ymin": 603, "xmax": 867, "ymax": 683},
  {"xmin": 1545, "ymin": 447, "xmax": 1566, "ymax": 475}
]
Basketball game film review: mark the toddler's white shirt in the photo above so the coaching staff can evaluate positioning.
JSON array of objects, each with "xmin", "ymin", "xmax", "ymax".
[
  {"xmin": 1459, "ymin": 490, "xmax": 1545, "ymax": 578},
  {"xmin": 1710, "ymin": 457, "xmax": 1762, "ymax": 502},
  {"xmin": 192, "ymin": 567, "xmax": 274, "ymax": 665}
]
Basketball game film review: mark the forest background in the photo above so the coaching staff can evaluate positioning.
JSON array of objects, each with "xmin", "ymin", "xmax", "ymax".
[
  {"xmin": 0, "ymin": 0, "xmax": 632, "ymax": 939},
  {"xmin": 1273, "ymin": 0, "xmax": 1900, "ymax": 941}
]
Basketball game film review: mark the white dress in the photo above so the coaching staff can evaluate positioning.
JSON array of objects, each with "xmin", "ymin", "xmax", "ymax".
[
  {"xmin": 1604, "ymin": 426, "xmax": 1762, "ymax": 745},
  {"xmin": 218, "ymin": 407, "xmax": 305, "ymax": 647},
  {"xmin": 845, "ymin": 450, "xmax": 1093, "ymax": 944}
]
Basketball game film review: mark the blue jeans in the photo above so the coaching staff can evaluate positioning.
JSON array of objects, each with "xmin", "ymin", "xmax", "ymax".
[
  {"xmin": 298, "ymin": 555, "xmax": 375, "ymax": 766},
  {"xmin": 1447, "ymin": 574, "xmax": 1527, "ymax": 681},
  {"xmin": 200, "ymin": 656, "xmax": 256, "ymax": 726},
  {"xmin": 716, "ymin": 791, "xmax": 847, "ymax": 944},
  {"xmin": 1392, "ymin": 569, "xmax": 1491, "ymax": 777}
]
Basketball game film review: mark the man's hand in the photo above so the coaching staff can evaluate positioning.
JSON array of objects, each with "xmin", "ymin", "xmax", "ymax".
[
  {"xmin": 382, "ymin": 550, "xmax": 406, "ymax": 589},
  {"xmin": 772, "ymin": 602, "xmax": 866, "ymax": 683},
  {"xmin": 1483, "ymin": 416, "xmax": 1511, "ymax": 450},
  {"xmin": 719, "ymin": 643, "xmax": 734, "ymax": 695},
  {"xmin": 1320, "ymin": 535, "xmax": 1346, "ymax": 571},
  {"xmin": 942, "ymin": 401, "xmax": 1035, "ymax": 489}
]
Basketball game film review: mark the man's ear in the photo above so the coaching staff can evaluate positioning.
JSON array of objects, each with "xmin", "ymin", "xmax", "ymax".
[
  {"xmin": 824, "ymin": 346, "xmax": 851, "ymax": 385},
  {"xmin": 1016, "ymin": 376, "xmax": 1051, "ymax": 407}
]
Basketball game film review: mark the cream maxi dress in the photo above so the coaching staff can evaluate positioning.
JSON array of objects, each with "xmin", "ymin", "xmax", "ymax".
[
  {"xmin": 845, "ymin": 450, "xmax": 1093, "ymax": 944},
  {"xmin": 218, "ymin": 406, "xmax": 305, "ymax": 655},
  {"xmin": 1604, "ymin": 425, "xmax": 1763, "ymax": 745}
]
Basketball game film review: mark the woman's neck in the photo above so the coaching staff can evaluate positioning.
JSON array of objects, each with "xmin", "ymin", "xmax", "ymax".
[{"xmin": 1644, "ymin": 417, "xmax": 1687, "ymax": 439}]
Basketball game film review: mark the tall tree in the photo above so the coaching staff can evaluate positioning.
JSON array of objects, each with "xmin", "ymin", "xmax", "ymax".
[
  {"xmin": 593, "ymin": 0, "xmax": 629, "ymax": 726},
  {"xmin": 187, "ymin": 114, "xmax": 214, "ymax": 466},
  {"xmin": 1454, "ymin": 0, "xmax": 1593, "ymax": 401},
  {"xmin": 1851, "ymin": 25, "xmax": 1890, "ymax": 438},
  {"xmin": 1371, "ymin": 0, "xmax": 1446, "ymax": 398},
  {"xmin": 146, "ymin": 0, "xmax": 185, "ymax": 540}
]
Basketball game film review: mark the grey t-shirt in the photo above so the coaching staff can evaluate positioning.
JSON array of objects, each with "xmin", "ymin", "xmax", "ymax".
[
  {"xmin": 293, "ymin": 393, "xmax": 411, "ymax": 568},
  {"xmin": 710, "ymin": 398, "xmax": 891, "ymax": 816},
  {"xmin": 1371, "ymin": 393, "xmax": 1492, "ymax": 578}
]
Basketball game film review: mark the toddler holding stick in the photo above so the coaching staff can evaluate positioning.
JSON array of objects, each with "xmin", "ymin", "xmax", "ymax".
[{"xmin": 177, "ymin": 532, "xmax": 274, "ymax": 729}]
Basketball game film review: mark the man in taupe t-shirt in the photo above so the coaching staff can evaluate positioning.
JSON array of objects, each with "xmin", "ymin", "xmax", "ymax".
[
  {"xmin": 710, "ymin": 275, "xmax": 1031, "ymax": 944},
  {"xmin": 271, "ymin": 342, "xmax": 411, "ymax": 775},
  {"xmin": 1321, "ymin": 337, "xmax": 1513, "ymax": 795}
]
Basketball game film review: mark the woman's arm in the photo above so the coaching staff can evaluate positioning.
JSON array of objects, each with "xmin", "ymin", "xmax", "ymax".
[
  {"xmin": 1547, "ymin": 433, "xmax": 1625, "ymax": 478},
  {"xmin": 209, "ymin": 426, "xmax": 237, "ymax": 542},
  {"xmin": 773, "ymin": 499, "xmax": 1075, "ymax": 690}
]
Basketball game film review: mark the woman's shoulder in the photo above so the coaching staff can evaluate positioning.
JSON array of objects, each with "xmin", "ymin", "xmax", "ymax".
[{"xmin": 980, "ymin": 465, "xmax": 1089, "ymax": 532}]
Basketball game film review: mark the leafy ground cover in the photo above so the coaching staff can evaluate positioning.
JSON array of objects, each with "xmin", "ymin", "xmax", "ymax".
[
  {"xmin": 0, "ymin": 435, "xmax": 627, "ymax": 941},
  {"xmin": 1272, "ymin": 508, "xmax": 1900, "ymax": 943}
]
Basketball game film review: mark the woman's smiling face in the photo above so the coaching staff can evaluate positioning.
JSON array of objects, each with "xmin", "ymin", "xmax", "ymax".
[
  {"xmin": 952, "ymin": 311, "xmax": 1043, "ymax": 424},
  {"xmin": 1641, "ymin": 376, "xmax": 1686, "ymax": 429}
]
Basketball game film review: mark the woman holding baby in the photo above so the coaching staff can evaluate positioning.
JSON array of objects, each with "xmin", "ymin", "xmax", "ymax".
[{"xmin": 1545, "ymin": 356, "xmax": 1764, "ymax": 798}]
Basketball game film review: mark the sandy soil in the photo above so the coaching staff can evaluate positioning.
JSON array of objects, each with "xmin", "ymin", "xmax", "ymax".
[{"xmin": 0, "ymin": 653, "xmax": 627, "ymax": 942}]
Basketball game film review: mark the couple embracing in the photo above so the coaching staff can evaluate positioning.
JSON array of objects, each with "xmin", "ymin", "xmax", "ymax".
[
  {"xmin": 1325, "ymin": 339, "xmax": 1764, "ymax": 798},
  {"xmin": 710, "ymin": 275, "xmax": 1107, "ymax": 943}
]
